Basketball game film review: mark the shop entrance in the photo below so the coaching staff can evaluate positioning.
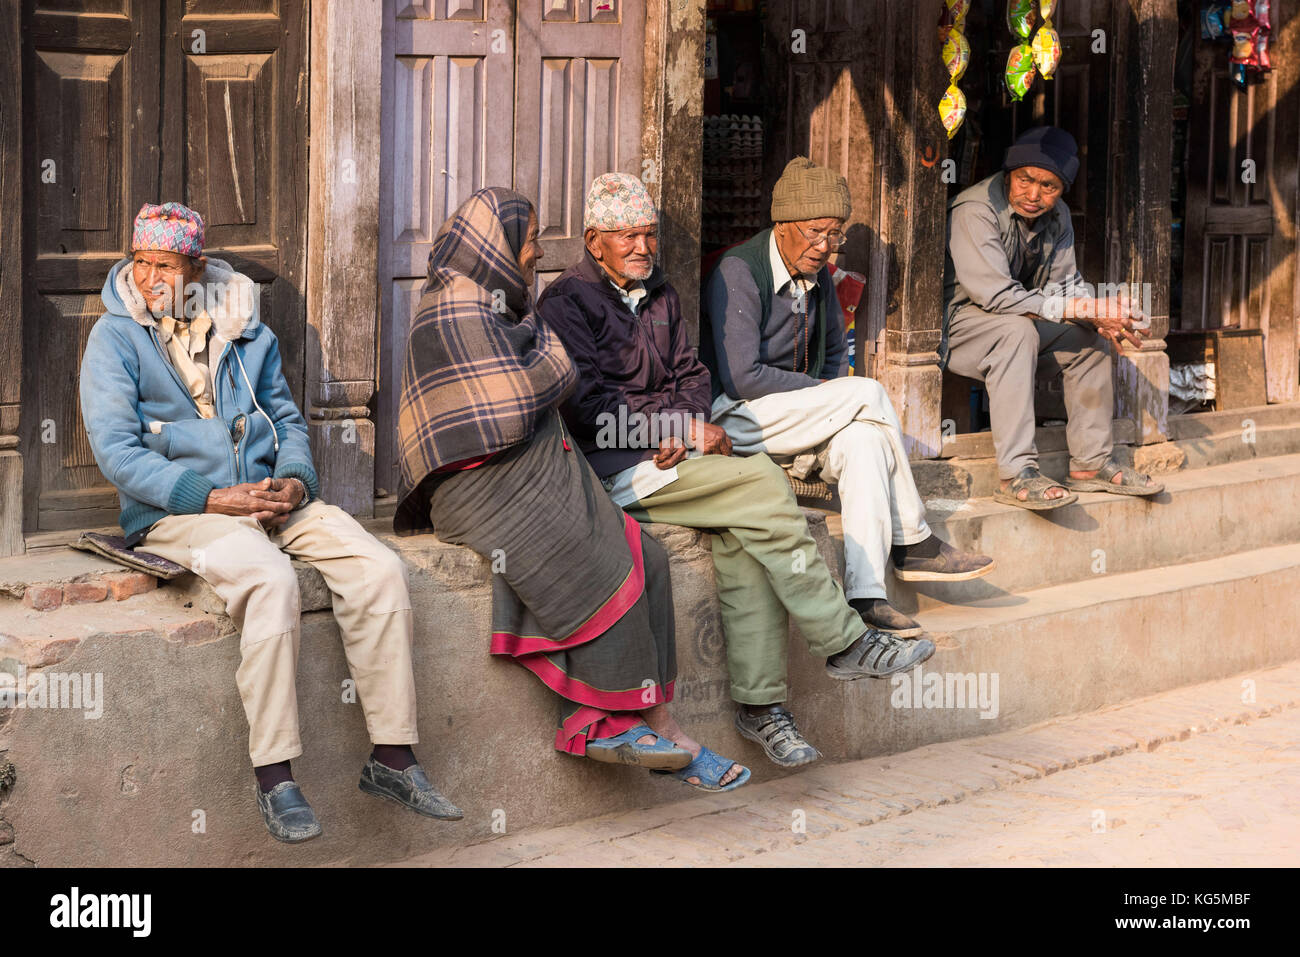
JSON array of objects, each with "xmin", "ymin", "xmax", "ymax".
[
  {"xmin": 702, "ymin": 0, "xmax": 891, "ymax": 375},
  {"xmin": 938, "ymin": 0, "xmax": 1114, "ymax": 439}
]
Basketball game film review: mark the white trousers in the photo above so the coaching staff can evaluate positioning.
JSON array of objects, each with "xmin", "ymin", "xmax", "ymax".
[{"xmin": 712, "ymin": 377, "xmax": 930, "ymax": 601}]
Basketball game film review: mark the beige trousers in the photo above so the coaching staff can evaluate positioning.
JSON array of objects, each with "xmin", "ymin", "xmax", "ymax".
[
  {"xmin": 143, "ymin": 501, "xmax": 418, "ymax": 766},
  {"xmin": 713, "ymin": 376, "xmax": 931, "ymax": 602}
]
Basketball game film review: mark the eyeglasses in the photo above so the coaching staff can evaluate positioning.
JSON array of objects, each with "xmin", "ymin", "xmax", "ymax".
[{"xmin": 796, "ymin": 224, "xmax": 847, "ymax": 250}]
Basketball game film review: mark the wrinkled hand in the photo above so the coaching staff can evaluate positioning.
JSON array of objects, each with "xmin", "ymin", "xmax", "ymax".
[
  {"xmin": 249, "ymin": 477, "xmax": 305, "ymax": 530},
  {"xmin": 654, "ymin": 436, "xmax": 688, "ymax": 470},
  {"xmin": 687, "ymin": 419, "xmax": 732, "ymax": 457},
  {"xmin": 1090, "ymin": 310, "xmax": 1149, "ymax": 350},
  {"xmin": 1072, "ymin": 295, "xmax": 1149, "ymax": 350},
  {"xmin": 204, "ymin": 477, "xmax": 300, "ymax": 529}
]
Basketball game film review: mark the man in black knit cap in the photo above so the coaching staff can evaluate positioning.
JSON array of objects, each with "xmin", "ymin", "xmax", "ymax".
[{"xmin": 942, "ymin": 126, "xmax": 1163, "ymax": 511}]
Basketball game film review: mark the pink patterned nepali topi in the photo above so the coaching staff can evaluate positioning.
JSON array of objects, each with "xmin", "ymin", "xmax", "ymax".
[
  {"xmin": 583, "ymin": 173, "xmax": 657, "ymax": 231},
  {"xmin": 131, "ymin": 202, "xmax": 205, "ymax": 258}
]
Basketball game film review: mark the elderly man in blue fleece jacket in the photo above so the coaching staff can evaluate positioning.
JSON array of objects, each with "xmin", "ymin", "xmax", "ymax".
[
  {"xmin": 79, "ymin": 202, "xmax": 460, "ymax": 843},
  {"xmin": 538, "ymin": 174, "xmax": 937, "ymax": 772},
  {"xmin": 703, "ymin": 158, "xmax": 995, "ymax": 640}
]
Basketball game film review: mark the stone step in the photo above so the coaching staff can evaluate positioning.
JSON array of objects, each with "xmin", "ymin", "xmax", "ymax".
[
  {"xmin": 5, "ymin": 520, "xmax": 1299, "ymax": 865},
  {"xmin": 857, "ymin": 452, "xmax": 1300, "ymax": 613},
  {"xmin": 935, "ymin": 417, "xmax": 1137, "ymax": 461},
  {"xmin": 915, "ymin": 401, "xmax": 1300, "ymax": 502}
]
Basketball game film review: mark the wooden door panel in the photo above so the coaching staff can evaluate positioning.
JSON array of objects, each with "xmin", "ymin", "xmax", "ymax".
[
  {"xmin": 22, "ymin": 0, "xmax": 159, "ymax": 531},
  {"xmin": 377, "ymin": 0, "xmax": 515, "ymax": 495},
  {"xmin": 184, "ymin": 53, "xmax": 272, "ymax": 230},
  {"xmin": 170, "ymin": 0, "xmax": 308, "ymax": 403},
  {"xmin": 1184, "ymin": 42, "xmax": 1277, "ymax": 333},
  {"xmin": 514, "ymin": 0, "xmax": 644, "ymax": 287}
]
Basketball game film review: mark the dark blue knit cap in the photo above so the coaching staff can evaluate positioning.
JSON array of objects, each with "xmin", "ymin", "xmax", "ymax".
[{"xmin": 1003, "ymin": 126, "xmax": 1079, "ymax": 189}]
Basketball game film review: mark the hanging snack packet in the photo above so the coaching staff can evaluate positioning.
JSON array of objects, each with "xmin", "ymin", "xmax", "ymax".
[
  {"xmin": 1256, "ymin": 32, "xmax": 1271, "ymax": 71},
  {"xmin": 1228, "ymin": 0, "xmax": 1254, "ymax": 25},
  {"xmin": 1253, "ymin": 0, "xmax": 1271, "ymax": 31},
  {"xmin": 1232, "ymin": 62, "xmax": 1248, "ymax": 88},
  {"xmin": 939, "ymin": 85, "xmax": 967, "ymax": 141},
  {"xmin": 1230, "ymin": 28, "xmax": 1258, "ymax": 64},
  {"xmin": 1032, "ymin": 24, "xmax": 1061, "ymax": 78},
  {"xmin": 1007, "ymin": 0, "xmax": 1036, "ymax": 39},
  {"xmin": 940, "ymin": 82, "xmax": 968, "ymax": 139},
  {"xmin": 943, "ymin": 28, "xmax": 971, "ymax": 82},
  {"xmin": 938, "ymin": 0, "xmax": 971, "ymax": 44},
  {"xmin": 1039, "ymin": 0, "xmax": 1057, "ymax": 17},
  {"xmin": 1201, "ymin": 3, "xmax": 1230, "ymax": 39},
  {"xmin": 1006, "ymin": 42, "xmax": 1037, "ymax": 100}
]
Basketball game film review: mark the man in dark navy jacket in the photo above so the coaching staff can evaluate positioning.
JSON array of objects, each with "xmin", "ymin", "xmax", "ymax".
[{"xmin": 538, "ymin": 174, "xmax": 936, "ymax": 772}]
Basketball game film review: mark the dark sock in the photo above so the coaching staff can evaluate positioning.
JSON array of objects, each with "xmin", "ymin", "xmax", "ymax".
[
  {"xmin": 891, "ymin": 534, "xmax": 942, "ymax": 565},
  {"xmin": 372, "ymin": 744, "xmax": 417, "ymax": 772},
  {"xmin": 849, "ymin": 597, "xmax": 887, "ymax": 617},
  {"xmin": 254, "ymin": 760, "xmax": 293, "ymax": 793},
  {"xmin": 743, "ymin": 702, "xmax": 781, "ymax": 716}
]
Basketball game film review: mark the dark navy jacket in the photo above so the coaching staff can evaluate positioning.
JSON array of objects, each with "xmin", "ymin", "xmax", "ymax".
[{"xmin": 537, "ymin": 252, "xmax": 713, "ymax": 479}]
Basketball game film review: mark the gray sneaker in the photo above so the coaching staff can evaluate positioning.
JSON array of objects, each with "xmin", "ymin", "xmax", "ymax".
[
  {"xmin": 734, "ymin": 705, "xmax": 821, "ymax": 768},
  {"xmin": 825, "ymin": 628, "xmax": 935, "ymax": 680}
]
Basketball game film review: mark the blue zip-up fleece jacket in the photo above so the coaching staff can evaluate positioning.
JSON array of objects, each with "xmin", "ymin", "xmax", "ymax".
[{"xmin": 80, "ymin": 258, "xmax": 320, "ymax": 543}]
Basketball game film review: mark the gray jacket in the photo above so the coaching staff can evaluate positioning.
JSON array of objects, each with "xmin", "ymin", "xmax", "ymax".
[{"xmin": 940, "ymin": 173, "xmax": 1085, "ymax": 366}]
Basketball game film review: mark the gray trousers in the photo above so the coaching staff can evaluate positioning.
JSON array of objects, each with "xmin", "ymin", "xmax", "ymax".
[{"xmin": 945, "ymin": 307, "xmax": 1114, "ymax": 480}]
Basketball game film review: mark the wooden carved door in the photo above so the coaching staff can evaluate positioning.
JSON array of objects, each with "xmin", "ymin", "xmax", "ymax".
[
  {"xmin": 20, "ymin": 0, "xmax": 307, "ymax": 537},
  {"xmin": 376, "ymin": 0, "xmax": 645, "ymax": 497}
]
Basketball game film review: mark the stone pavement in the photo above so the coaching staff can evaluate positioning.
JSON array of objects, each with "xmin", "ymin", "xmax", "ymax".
[{"xmin": 397, "ymin": 661, "xmax": 1300, "ymax": 867}]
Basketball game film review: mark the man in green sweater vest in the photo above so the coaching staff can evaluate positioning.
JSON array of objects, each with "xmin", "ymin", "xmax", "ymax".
[{"xmin": 703, "ymin": 158, "xmax": 995, "ymax": 642}]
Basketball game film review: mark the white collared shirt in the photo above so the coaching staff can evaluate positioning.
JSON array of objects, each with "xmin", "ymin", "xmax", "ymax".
[
  {"xmin": 608, "ymin": 278, "xmax": 648, "ymax": 315},
  {"xmin": 768, "ymin": 231, "xmax": 817, "ymax": 306}
]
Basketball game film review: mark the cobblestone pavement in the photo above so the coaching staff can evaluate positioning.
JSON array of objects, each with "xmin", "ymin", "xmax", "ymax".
[{"xmin": 399, "ymin": 662, "xmax": 1300, "ymax": 867}]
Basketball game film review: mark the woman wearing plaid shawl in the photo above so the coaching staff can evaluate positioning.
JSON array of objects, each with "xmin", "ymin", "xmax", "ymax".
[{"xmin": 395, "ymin": 188, "xmax": 747, "ymax": 791}]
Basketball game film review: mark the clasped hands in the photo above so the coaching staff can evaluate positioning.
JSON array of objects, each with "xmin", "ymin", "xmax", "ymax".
[
  {"xmin": 653, "ymin": 419, "xmax": 732, "ymax": 470},
  {"xmin": 204, "ymin": 476, "xmax": 304, "ymax": 530},
  {"xmin": 1065, "ymin": 295, "xmax": 1151, "ymax": 350}
]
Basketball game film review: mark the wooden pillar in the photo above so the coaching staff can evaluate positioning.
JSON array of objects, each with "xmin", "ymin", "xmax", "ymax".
[
  {"xmin": 1266, "ymin": 2, "xmax": 1300, "ymax": 404},
  {"xmin": 306, "ymin": 0, "xmax": 382, "ymax": 516},
  {"xmin": 643, "ymin": 0, "xmax": 706, "ymax": 343},
  {"xmin": 878, "ymin": 0, "xmax": 948, "ymax": 459},
  {"xmin": 0, "ymin": 2, "xmax": 23, "ymax": 557},
  {"xmin": 1110, "ymin": 0, "xmax": 1176, "ymax": 446}
]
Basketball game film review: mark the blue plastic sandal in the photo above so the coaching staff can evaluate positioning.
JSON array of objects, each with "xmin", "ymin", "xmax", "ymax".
[
  {"xmin": 585, "ymin": 723, "xmax": 693, "ymax": 770},
  {"xmin": 655, "ymin": 746, "xmax": 751, "ymax": 792}
]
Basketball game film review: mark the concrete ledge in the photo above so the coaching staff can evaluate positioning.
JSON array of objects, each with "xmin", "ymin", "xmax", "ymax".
[{"xmin": 6, "ymin": 503, "xmax": 1300, "ymax": 864}]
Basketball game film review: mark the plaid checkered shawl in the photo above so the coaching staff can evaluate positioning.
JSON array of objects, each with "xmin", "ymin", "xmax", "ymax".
[{"xmin": 396, "ymin": 188, "xmax": 576, "ymax": 523}]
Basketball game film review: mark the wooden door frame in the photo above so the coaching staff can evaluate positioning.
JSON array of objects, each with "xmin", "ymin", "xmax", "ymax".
[
  {"xmin": 306, "ymin": 0, "xmax": 383, "ymax": 517},
  {"xmin": 0, "ymin": 0, "xmax": 21, "ymax": 557}
]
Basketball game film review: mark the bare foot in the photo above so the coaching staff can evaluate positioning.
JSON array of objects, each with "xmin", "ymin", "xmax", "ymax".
[{"xmin": 640, "ymin": 703, "xmax": 744, "ymax": 787}]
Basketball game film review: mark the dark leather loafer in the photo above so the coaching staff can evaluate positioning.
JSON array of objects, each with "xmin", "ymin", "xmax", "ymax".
[
  {"xmin": 256, "ymin": 781, "xmax": 323, "ymax": 844},
  {"xmin": 359, "ymin": 758, "xmax": 463, "ymax": 821},
  {"xmin": 892, "ymin": 537, "xmax": 996, "ymax": 582}
]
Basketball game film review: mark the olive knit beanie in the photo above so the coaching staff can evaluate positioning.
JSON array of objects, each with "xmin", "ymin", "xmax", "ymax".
[{"xmin": 770, "ymin": 157, "xmax": 852, "ymax": 223}]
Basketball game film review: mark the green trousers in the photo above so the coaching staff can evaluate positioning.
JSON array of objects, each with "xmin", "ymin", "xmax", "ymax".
[{"xmin": 625, "ymin": 453, "xmax": 865, "ymax": 705}]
